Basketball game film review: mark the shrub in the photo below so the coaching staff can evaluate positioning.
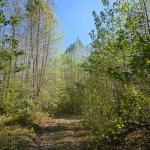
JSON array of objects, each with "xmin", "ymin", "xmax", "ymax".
[
  {"xmin": 0, "ymin": 126, "xmax": 36, "ymax": 150},
  {"xmin": 3, "ymin": 110, "xmax": 46, "ymax": 131},
  {"xmin": 1, "ymin": 99, "xmax": 47, "ymax": 130}
]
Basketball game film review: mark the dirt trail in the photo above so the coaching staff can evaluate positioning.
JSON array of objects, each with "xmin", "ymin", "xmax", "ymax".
[{"xmin": 33, "ymin": 116, "xmax": 89, "ymax": 150}]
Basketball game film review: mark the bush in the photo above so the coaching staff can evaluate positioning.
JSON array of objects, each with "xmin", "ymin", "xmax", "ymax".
[
  {"xmin": 0, "ymin": 126, "xmax": 36, "ymax": 150},
  {"xmin": 0, "ymin": 98, "xmax": 47, "ymax": 130},
  {"xmin": 2, "ymin": 99, "xmax": 39, "ymax": 115},
  {"xmin": 56, "ymin": 83, "xmax": 84, "ymax": 115},
  {"xmin": 3, "ymin": 110, "xmax": 46, "ymax": 131},
  {"xmin": 87, "ymin": 118, "xmax": 126, "ymax": 147}
]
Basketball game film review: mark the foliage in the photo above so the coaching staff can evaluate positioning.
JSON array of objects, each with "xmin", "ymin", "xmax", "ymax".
[
  {"xmin": 76, "ymin": 0, "xmax": 150, "ymax": 148},
  {"xmin": 57, "ymin": 83, "xmax": 84, "ymax": 115},
  {"xmin": 0, "ymin": 126, "xmax": 35, "ymax": 150},
  {"xmin": 0, "ymin": 0, "xmax": 149, "ymax": 149},
  {"xmin": 0, "ymin": 1, "xmax": 55, "ymax": 148}
]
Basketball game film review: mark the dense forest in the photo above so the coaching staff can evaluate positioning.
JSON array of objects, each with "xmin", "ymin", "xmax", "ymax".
[{"xmin": 0, "ymin": 0, "xmax": 150, "ymax": 149}]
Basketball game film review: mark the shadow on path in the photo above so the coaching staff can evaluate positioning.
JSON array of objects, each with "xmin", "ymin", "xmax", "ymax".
[{"xmin": 31, "ymin": 116, "xmax": 89, "ymax": 150}]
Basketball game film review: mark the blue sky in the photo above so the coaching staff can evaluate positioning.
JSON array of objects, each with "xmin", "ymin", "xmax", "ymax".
[{"xmin": 54, "ymin": 0, "xmax": 104, "ymax": 50}]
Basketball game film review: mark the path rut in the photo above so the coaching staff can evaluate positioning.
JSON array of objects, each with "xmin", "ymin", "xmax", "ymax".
[{"xmin": 33, "ymin": 116, "xmax": 89, "ymax": 150}]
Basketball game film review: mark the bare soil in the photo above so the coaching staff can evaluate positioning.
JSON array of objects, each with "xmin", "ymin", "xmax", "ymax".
[{"xmin": 32, "ymin": 116, "xmax": 89, "ymax": 150}]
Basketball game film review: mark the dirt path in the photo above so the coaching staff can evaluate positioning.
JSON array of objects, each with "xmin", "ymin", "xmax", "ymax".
[{"xmin": 33, "ymin": 116, "xmax": 89, "ymax": 150}]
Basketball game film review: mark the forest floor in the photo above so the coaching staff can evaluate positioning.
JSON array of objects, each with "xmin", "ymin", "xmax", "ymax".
[{"xmin": 32, "ymin": 116, "xmax": 89, "ymax": 150}]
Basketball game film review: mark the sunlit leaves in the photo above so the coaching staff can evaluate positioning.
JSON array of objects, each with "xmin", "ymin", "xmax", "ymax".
[
  {"xmin": 81, "ymin": 1, "xmax": 150, "ymax": 147},
  {"xmin": 10, "ymin": 15, "xmax": 22, "ymax": 26},
  {"xmin": 0, "ymin": 0, "xmax": 5, "ymax": 7}
]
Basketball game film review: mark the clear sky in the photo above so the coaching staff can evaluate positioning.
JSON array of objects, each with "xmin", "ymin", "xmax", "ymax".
[{"xmin": 54, "ymin": 0, "xmax": 104, "ymax": 50}]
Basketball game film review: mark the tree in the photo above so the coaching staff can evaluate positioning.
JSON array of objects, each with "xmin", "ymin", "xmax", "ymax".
[
  {"xmin": 77, "ymin": 0, "xmax": 150, "ymax": 147},
  {"xmin": 26, "ymin": 0, "xmax": 55, "ymax": 99}
]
